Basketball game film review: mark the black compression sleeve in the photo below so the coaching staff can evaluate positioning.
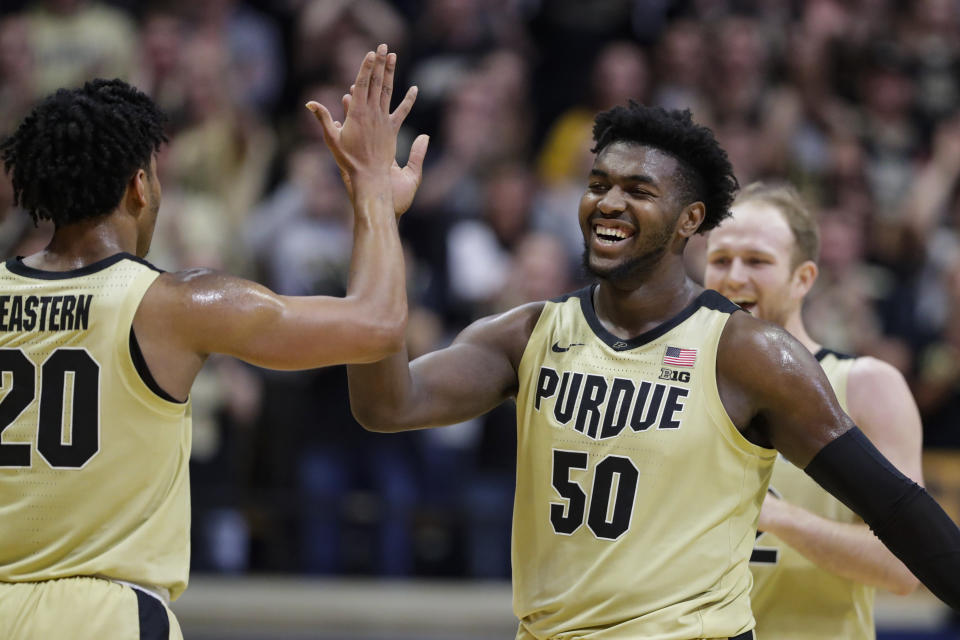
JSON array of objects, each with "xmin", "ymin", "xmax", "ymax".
[{"xmin": 804, "ymin": 427, "xmax": 960, "ymax": 610}]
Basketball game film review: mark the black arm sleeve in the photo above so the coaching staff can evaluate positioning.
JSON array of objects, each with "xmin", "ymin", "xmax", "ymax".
[{"xmin": 805, "ymin": 427, "xmax": 960, "ymax": 610}]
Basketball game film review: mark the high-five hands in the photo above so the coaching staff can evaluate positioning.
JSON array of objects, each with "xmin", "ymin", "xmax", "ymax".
[{"xmin": 307, "ymin": 44, "xmax": 429, "ymax": 216}]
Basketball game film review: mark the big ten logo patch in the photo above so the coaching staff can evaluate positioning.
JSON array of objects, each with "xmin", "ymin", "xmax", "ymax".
[{"xmin": 659, "ymin": 368, "xmax": 690, "ymax": 383}]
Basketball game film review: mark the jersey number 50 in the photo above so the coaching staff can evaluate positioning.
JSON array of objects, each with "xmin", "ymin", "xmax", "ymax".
[
  {"xmin": 0, "ymin": 348, "xmax": 100, "ymax": 469},
  {"xmin": 550, "ymin": 449, "xmax": 639, "ymax": 540}
]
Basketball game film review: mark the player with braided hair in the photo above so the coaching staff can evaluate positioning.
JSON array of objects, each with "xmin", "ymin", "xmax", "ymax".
[
  {"xmin": 0, "ymin": 45, "xmax": 427, "ymax": 640},
  {"xmin": 2, "ymin": 78, "xmax": 167, "ymax": 229}
]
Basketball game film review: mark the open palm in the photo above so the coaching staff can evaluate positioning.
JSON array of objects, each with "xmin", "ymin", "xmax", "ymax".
[
  {"xmin": 338, "ymin": 132, "xmax": 429, "ymax": 217},
  {"xmin": 307, "ymin": 46, "xmax": 429, "ymax": 218}
]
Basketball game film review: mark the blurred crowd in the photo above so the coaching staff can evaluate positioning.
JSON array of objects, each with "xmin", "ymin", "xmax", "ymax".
[{"xmin": 2, "ymin": 0, "xmax": 960, "ymax": 579}]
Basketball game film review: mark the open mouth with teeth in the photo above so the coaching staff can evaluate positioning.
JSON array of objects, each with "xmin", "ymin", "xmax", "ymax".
[
  {"xmin": 730, "ymin": 299, "xmax": 757, "ymax": 314},
  {"xmin": 593, "ymin": 222, "xmax": 635, "ymax": 246}
]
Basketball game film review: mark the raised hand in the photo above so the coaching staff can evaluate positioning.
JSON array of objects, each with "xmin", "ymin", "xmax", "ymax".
[
  {"xmin": 306, "ymin": 44, "xmax": 420, "ymax": 182},
  {"xmin": 310, "ymin": 45, "xmax": 429, "ymax": 216}
]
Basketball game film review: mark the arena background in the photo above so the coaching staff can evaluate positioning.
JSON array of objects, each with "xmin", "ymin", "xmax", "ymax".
[{"xmin": 2, "ymin": 0, "xmax": 960, "ymax": 638}]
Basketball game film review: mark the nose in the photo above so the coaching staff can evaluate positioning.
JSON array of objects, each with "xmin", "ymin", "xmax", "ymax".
[
  {"xmin": 597, "ymin": 186, "xmax": 626, "ymax": 215},
  {"xmin": 726, "ymin": 258, "xmax": 749, "ymax": 287}
]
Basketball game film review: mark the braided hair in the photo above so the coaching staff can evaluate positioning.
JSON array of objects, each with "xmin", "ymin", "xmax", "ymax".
[{"xmin": 1, "ymin": 79, "xmax": 167, "ymax": 227}]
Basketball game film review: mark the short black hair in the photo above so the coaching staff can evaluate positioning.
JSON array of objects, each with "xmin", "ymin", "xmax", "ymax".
[
  {"xmin": 591, "ymin": 102, "xmax": 738, "ymax": 232},
  {"xmin": 1, "ymin": 78, "xmax": 167, "ymax": 227}
]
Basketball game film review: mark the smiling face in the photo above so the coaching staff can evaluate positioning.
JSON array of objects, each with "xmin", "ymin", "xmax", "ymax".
[
  {"xmin": 704, "ymin": 199, "xmax": 812, "ymax": 325},
  {"xmin": 579, "ymin": 141, "xmax": 693, "ymax": 283}
]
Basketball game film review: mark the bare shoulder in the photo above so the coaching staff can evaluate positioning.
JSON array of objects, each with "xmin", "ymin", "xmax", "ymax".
[
  {"xmin": 143, "ymin": 268, "xmax": 278, "ymax": 315},
  {"xmin": 715, "ymin": 309, "xmax": 848, "ymax": 460},
  {"xmin": 848, "ymin": 355, "xmax": 910, "ymax": 393},
  {"xmin": 150, "ymin": 267, "xmax": 264, "ymax": 296},
  {"xmin": 846, "ymin": 356, "xmax": 923, "ymax": 469},
  {"xmin": 454, "ymin": 301, "xmax": 546, "ymax": 368},
  {"xmin": 137, "ymin": 267, "xmax": 286, "ymax": 357},
  {"xmin": 717, "ymin": 309, "xmax": 808, "ymax": 375}
]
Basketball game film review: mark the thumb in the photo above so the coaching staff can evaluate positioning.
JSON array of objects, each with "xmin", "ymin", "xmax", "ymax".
[
  {"xmin": 307, "ymin": 102, "xmax": 340, "ymax": 149},
  {"xmin": 404, "ymin": 134, "xmax": 430, "ymax": 182}
]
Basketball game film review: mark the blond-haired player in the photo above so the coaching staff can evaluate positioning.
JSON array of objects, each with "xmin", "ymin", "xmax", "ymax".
[{"xmin": 705, "ymin": 182, "xmax": 923, "ymax": 639}]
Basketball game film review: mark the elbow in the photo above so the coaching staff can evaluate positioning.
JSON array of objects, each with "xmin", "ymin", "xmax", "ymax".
[
  {"xmin": 348, "ymin": 382, "xmax": 404, "ymax": 433},
  {"xmin": 356, "ymin": 313, "xmax": 407, "ymax": 362},
  {"xmin": 350, "ymin": 402, "xmax": 400, "ymax": 433},
  {"xmin": 379, "ymin": 319, "xmax": 407, "ymax": 355},
  {"xmin": 889, "ymin": 574, "xmax": 921, "ymax": 596}
]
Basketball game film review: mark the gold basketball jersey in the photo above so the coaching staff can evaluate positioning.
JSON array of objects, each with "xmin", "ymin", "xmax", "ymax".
[
  {"xmin": 0, "ymin": 253, "xmax": 191, "ymax": 601},
  {"xmin": 513, "ymin": 286, "xmax": 776, "ymax": 640},
  {"xmin": 749, "ymin": 349, "xmax": 874, "ymax": 639}
]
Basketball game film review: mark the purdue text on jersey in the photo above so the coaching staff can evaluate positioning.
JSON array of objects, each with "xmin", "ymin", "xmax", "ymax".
[{"xmin": 512, "ymin": 286, "xmax": 776, "ymax": 639}]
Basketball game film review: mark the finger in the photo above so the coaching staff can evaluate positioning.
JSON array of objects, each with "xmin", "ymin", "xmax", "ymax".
[
  {"xmin": 403, "ymin": 134, "xmax": 430, "ymax": 182},
  {"xmin": 307, "ymin": 102, "xmax": 340, "ymax": 150},
  {"xmin": 369, "ymin": 43, "xmax": 388, "ymax": 102},
  {"xmin": 381, "ymin": 51, "xmax": 396, "ymax": 112},
  {"xmin": 390, "ymin": 85, "xmax": 418, "ymax": 128},
  {"xmin": 342, "ymin": 93, "xmax": 351, "ymax": 116},
  {"xmin": 353, "ymin": 50, "xmax": 375, "ymax": 98}
]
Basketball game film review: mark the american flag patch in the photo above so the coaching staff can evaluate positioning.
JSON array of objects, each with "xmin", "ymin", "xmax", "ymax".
[{"xmin": 663, "ymin": 346, "xmax": 697, "ymax": 367}]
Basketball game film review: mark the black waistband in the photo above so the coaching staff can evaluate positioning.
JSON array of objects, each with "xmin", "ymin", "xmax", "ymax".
[{"xmin": 730, "ymin": 631, "xmax": 755, "ymax": 640}]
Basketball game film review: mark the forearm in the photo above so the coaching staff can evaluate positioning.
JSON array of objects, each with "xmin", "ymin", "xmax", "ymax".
[
  {"xmin": 763, "ymin": 501, "xmax": 917, "ymax": 594},
  {"xmin": 347, "ymin": 345, "xmax": 510, "ymax": 431},
  {"xmin": 806, "ymin": 428, "xmax": 960, "ymax": 609},
  {"xmin": 348, "ymin": 346, "xmax": 420, "ymax": 431},
  {"xmin": 347, "ymin": 311, "xmax": 529, "ymax": 432},
  {"xmin": 345, "ymin": 172, "xmax": 407, "ymax": 353}
]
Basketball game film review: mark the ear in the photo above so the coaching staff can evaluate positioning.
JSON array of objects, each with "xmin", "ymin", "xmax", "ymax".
[
  {"xmin": 126, "ymin": 168, "xmax": 149, "ymax": 211},
  {"xmin": 677, "ymin": 201, "xmax": 706, "ymax": 239},
  {"xmin": 791, "ymin": 260, "xmax": 818, "ymax": 297}
]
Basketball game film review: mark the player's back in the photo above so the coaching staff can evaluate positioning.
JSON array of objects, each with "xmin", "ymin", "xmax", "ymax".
[
  {"xmin": 0, "ymin": 253, "xmax": 191, "ymax": 602},
  {"xmin": 513, "ymin": 286, "xmax": 776, "ymax": 640},
  {"xmin": 749, "ymin": 349, "xmax": 874, "ymax": 639}
]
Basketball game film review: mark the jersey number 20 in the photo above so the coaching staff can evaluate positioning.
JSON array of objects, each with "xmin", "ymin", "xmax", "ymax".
[
  {"xmin": 550, "ymin": 449, "xmax": 639, "ymax": 540},
  {"xmin": 0, "ymin": 348, "xmax": 100, "ymax": 469}
]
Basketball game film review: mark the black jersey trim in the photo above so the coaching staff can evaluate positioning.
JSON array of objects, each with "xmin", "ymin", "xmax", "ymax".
[
  {"xmin": 814, "ymin": 347, "xmax": 855, "ymax": 362},
  {"xmin": 575, "ymin": 285, "xmax": 738, "ymax": 351},
  {"xmin": 134, "ymin": 588, "xmax": 170, "ymax": 640},
  {"xmin": 129, "ymin": 329, "xmax": 185, "ymax": 404},
  {"xmin": 5, "ymin": 252, "xmax": 164, "ymax": 279},
  {"xmin": 550, "ymin": 286, "xmax": 591, "ymax": 304}
]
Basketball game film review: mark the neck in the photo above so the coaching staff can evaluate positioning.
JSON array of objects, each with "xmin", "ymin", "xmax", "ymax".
[
  {"xmin": 783, "ymin": 308, "xmax": 820, "ymax": 354},
  {"xmin": 593, "ymin": 256, "xmax": 701, "ymax": 340},
  {"xmin": 25, "ymin": 210, "xmax": 137, "ymax": 271}
]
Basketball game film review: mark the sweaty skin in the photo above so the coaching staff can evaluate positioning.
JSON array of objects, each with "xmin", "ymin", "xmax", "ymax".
[
  {"xmin": 348, "ymin": 138, "xmax": 960, "ymax": 618},
  {"xmin": 24, "ymin": 45, "xmax": 422, "ymax": 401},
  {"xmin": 706, "ymin": 197, "xmax": 922, "ymax": 594},
  {"xmin": 349, "ymin": 142, "xmax": 851, "ymax": 469}
]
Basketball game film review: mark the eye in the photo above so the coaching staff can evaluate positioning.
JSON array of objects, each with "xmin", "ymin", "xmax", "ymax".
[
  {"xmin": 747, "ymin": 257, "xmax": 772, "ymax": 266},
  {"xmin": 588, "ymin": 182, "xmax": 608, "ymax": 193},
  {"xmin": 708, "ymin": 256, "xmax": 730, "ymax": 266}
]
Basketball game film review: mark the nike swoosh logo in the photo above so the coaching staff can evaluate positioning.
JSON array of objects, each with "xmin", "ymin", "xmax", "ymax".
[{"xmin": 552, "ymin": 341, "xmax": 585, "ymax": 353}]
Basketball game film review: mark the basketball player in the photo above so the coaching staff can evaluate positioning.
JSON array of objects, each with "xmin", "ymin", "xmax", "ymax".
[
  {"xmin": 704, "ymin": 182, "xmax": 922, "ymax": 639},
  {"xmin": 344, "ymin": 102, "xmax": 960, "ymax": 639},
  {"xmin": 0, "ymin": 45, "xmax": 426, "ymax": 639}
]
